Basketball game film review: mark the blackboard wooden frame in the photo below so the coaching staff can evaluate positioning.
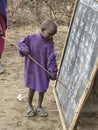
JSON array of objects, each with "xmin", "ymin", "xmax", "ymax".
[
  {"xmin": 53, "ymin": 0, "xmax": 98, "ymax": 129},
  {"xmin": 53, "ymin": 1, "xmax": 78, "ymax": 129},
  {"xmin": 54, "ymin": 62, "xmax": 98, "ymax": 130},
  {"xmin": 57, "ymin": 0, "xmax": 78, "ymax": 70}
]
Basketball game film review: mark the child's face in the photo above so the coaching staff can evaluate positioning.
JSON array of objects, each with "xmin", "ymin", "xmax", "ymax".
[{"xmin": 41, "ymin": 26, "xmax": 56, "ymax": 41}]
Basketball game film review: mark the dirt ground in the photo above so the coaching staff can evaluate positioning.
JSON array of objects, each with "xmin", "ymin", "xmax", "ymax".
[
  {"xmin": 0, "ymin": 25, "xmax": 67, "ymax": 130},
  {"xmin": 0, "ymin": 23, "xmax": 98, "ymax": 130},
  {"xmin": 0, "ymin": 0, "xmax": 98, "ymax": 130}
]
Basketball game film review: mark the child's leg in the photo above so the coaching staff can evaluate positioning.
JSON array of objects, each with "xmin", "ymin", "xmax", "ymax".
[
  {"xmin": 38, "ymin": 92, "xmax": 44, "ymax": 108},
  {"xmin": 37, "ymin": 92, "xmax": 48, "ymax": 117},
  {"xmin": 28, "ymin": 88, "xmax": 35, "ymax": 107},
  {"xmin": 27, "ymin": 88, "xmax": 35, "ymax": 117}
]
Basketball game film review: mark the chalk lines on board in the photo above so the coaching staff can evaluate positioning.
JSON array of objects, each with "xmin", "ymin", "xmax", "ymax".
[{"xmin": 80, "ymin": 0, "xmax": 98, "ymax": 11}]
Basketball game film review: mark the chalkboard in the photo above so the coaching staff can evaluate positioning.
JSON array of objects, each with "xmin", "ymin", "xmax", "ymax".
[{"xmin": 54, "ymin": 0, "xmax": 98, "ymax": 130}]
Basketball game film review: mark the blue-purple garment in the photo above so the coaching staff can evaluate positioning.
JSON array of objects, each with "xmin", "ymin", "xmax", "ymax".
[
  {"xmin": 0, "ymin": 0, "xmax": 7, "ymax": 27},
  {"xmin": 18, "ymin": 33, "xmax": 58, "ymax": 92}
]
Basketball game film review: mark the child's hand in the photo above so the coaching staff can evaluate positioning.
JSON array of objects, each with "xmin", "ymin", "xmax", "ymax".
[
  {"xmin": 22, "ymin": 51, "xmax": 29, "ymax": 56},
  {"xmin": 49, "ymin": 73, "xmax": 57, "ymax": 80}
]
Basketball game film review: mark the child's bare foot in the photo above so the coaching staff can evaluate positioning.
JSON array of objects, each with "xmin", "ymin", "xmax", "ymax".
[
  {"xmin": 27, "ymin": 105, "xmax": 35, "ymax": 117},
  {"xmin": 36, "ymin": 107, "xmax": 48, "ymax": 117}
]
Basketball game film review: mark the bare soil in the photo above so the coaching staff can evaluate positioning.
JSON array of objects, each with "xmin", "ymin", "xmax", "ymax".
[
  {"xmin": 0, "ymin": 24, "xmax": 98, "ymax": 130},
  {"xmin": 0, "ymin": 25, "xmax": 67, "ymax": 130},
  {"xmin": 0, "ymin": 0, "xmax": 98, "ymax": 130}
]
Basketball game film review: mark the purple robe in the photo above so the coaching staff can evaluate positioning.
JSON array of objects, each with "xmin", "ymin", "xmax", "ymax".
[{"xmin": 18, "ymin": 33, "xmax": 58, "ymax": 92}]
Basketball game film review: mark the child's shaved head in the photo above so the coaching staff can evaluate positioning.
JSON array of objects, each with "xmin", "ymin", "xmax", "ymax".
[{"xmin": 40, "ymin": 20, "xmax": 57, "ymax": 35}]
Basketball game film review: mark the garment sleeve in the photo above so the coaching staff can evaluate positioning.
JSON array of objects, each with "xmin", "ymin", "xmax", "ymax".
[
  {"xmin": 17, "ymin": 35, "xmax": 30, "ymax": 57},
  {"xmin": 47, "ymin": 44, "xmax": 58, "ymax": 78}
]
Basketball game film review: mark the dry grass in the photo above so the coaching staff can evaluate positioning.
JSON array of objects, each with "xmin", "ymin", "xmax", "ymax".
[{"xmin": 7, "ymin": 0, "xmax": 75, "ymax": 27}]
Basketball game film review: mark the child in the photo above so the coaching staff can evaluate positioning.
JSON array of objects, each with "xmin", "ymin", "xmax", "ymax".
[
  {"xmin": 0, "ymin": 0, "xmax": 7, "ymax": 74},
  {"xmin": 17, "ymin": 19, "xmax": 58, "ymax": 117}
]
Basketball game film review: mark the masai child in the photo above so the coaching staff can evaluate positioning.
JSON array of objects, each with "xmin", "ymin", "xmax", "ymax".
[
  {"xmin": 17, "ymin": 20, "xmax": 58, "ymax": 117},
  {"xmin": 0, "ymin": 0, "xmax": 7, "ymax": 74}
]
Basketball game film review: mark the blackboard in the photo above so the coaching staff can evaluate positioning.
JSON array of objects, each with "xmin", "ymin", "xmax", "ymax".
[{"xmin": 54, "ymin": 0, "xmax": 98, "ymax": 130}]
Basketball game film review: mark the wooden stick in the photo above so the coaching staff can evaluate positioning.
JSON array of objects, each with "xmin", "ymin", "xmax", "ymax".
[
  {"xmin": 11, "ymin": 43, "xmax": 51, "ymax": 75},
  {"xmin": 11, "ymin": 43, "xmax": 66, "ymax": 87},
  {"xmin": 28, "ymin": 55, "xmax": 51, "ymax": 75}
]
